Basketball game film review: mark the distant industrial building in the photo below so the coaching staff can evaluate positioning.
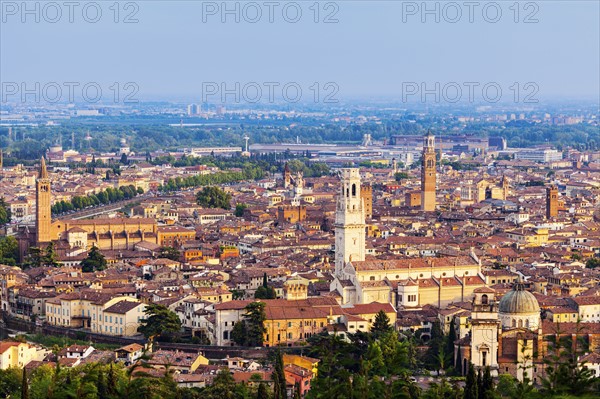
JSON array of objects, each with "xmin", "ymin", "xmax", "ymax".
[{"xmin": 514, "ymin": 148, "xmax": 562, "ymax": 163}]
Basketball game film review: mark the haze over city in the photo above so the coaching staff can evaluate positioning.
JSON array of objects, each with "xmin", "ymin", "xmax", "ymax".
[{"xmin": 1, "ymin": 1, "xmax": 599, "ymax": 102}]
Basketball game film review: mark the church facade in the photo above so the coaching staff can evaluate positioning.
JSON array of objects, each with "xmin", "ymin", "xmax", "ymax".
[
  {"xmin": 456, "ymin": 284, "xmax": 600, "ymax": 384},
  {"xmin": 330, "ymin": 163, "xmax": 485, "ymax": 308},
  {"xmin": 18, "ymin": 157, "xmax": 161, "ymax": 260}
]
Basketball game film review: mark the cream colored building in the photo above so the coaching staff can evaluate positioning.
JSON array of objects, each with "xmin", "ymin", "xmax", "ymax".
[
  {"xmin": 0, "ymin": 341, "xmax": 48, "ymax": 370},
  {"xmin": 45, "ymin": 291, "xmax": 141, "ymax": 335},
  {"xmin": 97, "ymin": 300, "xmax": 146, "ymax": 336}
]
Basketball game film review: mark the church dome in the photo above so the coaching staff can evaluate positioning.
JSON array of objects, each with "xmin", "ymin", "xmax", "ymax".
[{"xmin": 498, "ymin": 283, "xmax": 540, "ymax": 314}]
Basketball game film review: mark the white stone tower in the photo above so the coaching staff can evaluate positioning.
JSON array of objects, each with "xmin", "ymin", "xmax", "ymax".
[{"xmin": 334, "ymin": 168, "xmax": 366, "ymax": 278}]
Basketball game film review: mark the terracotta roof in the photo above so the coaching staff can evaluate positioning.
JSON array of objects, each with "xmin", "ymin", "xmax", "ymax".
[{"xmin": 104, "ymin": 300, "xmax": 143, "ymax": 314}]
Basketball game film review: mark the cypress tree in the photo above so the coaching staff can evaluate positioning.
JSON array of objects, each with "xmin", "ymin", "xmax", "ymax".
[
  {"xmin": 273, "ymin": 369, "xmax": 281, "ymax": 399},
  {"xmin": 21, "ymin": 368, "xmax": 29, "ymax": 399},
  {"xmin": 97, "ymin": 371, "xmax": 108, "ymax": 399},
  {"xmin": 107, "ymin": 363, "xmax": 117, "ymax": 396},
  {"xmin": 256, "ymin": 382, "xmax": 269, "ymax": 399},
  {"xmin": 477, "ymin": 369, "xmax": 483, "ymax": 399},
  {"xmin": 482, "ymin": 366, "xmax": 493, "ymax": 399},
  {"xmin": 446, "ymin": 320, "xmax": 457, "ymax": 365},
  {"xmin": 274, "ymin": 351, "xmax": 287, "ymax": 399},
  {"xmin": 463, "ymin": 363, "xmax": 478, "ymax": 399}
]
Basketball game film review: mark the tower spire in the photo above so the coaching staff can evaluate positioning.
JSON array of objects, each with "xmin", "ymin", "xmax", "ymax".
[{"xmin": 39, "ymin": 156, "xmax": 48, "ymax": 179}]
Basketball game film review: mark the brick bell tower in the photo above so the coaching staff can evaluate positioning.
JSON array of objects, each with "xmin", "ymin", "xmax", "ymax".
[
  {"xmin": 36, "ymin": 156, "xmax": 52, "ymax": 246},
  {"xmin": 421, "ymin": 131, "xmax": 436, "ymax": 211}
]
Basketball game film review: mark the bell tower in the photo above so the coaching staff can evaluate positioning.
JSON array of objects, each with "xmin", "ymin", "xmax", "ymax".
[
  {"xmin": 36, "ymin": 156, "xmax": 52, "ymax": 245},
  {"xmin": 421, "ymin": 131, "xmax": 436, "ymax": 211},
  {"xmin": 546, "ymin": 185, "xmax": 558, "ymax": 219},
  {"xmin": 334, "ymin": 168, "xmax": 366, "ymax": 278}
]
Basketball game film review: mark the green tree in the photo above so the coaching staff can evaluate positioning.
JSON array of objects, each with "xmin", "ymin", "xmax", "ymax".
[
  {"xmin": 42, "ymin": 242, "xmax": 60, "ymax": 267},
  {"xmin": 107, "ymin": 363, "xmax": 118, "ymax": 397},
  {"xmin": 231, "ymin": 319, "xmax": 248, "ymax": 346},
  {"xmin": 371, "ymin": 310, "xmax": 392, "ymax": 335},
  {"xmin": 585, "ymin": 257, "xmax": 600, "ymax": 269},
  {"xmin": 0, "ymin": 197, "xmax": 11, "ymax": 225},
  {"xmin": 159, "ymin": 247, "xmax": 180, "ymax": 261},
  {"xmin": 255, "ymin": 273, "xmax": 276, "ymax": 299},
  {"xmin": 0, "ymin": 236, "xmax": 19, "ymax": 265},
  {"xmin": 479, "ymin": 366, "xmax": 493, "ymax": 399},
  {"xmin": 273, "ymin": 351, "xmax": 286, "ymax": 399},
  {"xmin": 20, "ymin": 367, "xmax": 28, "ymax": 399},
  {"xmin": 365, "ymin": 341, "xmax": 386, "ymax": 376},
  {"xmin": 80, "ymin": 246, "xmax": 107, "ymax": 273},
  {"xmin": 96, "ymin": 370, "xmax": 107, "ymax": 399},
  {"xmin": 201, "ymin": 368, "xmax": 237, "ymax": 399},
  {"xmin": 235, "ymin": 203, "xmax": 248, "ymax": 217},
  {"xmin": 256, "ymin": 382, "xmax": 270, "ymax": 399},
  {"xmin": 196, "ymin": 186, "xmax": 232, "ymax": 210},
  {"xmin": 23, "ymin": 247, "xmax": 43, "ymax": 269},
  {"xmin": 541, "ymin": 320, "xmax": 596, "ymax": 396},
  {"xmin": 463, "ymin": 363, "xmax": 478, "ymax": 399},
  {"xmin": 394, "ymin": 172, "xmax": 410, "ymax": 182},
  {"xmin": 0, "ymin": 368, "xmax": 21, "ymax": 398},
  {"xmin": 445, "ymin": 320, "xmax": 457, "ymax": 371},
  {"xmin": 245, "ymin": 302, "xmax": 267, "ymax": 347},
  {"xmin": 138, "ymin": 303, "xmax": 182, "ymax": 341},
  {"xmin": 425, "ymin": 320, "xmax": 444, "ymax": 371}
]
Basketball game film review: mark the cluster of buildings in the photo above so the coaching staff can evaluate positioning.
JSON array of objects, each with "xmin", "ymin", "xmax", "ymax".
[{"xmin": 0, "ymin": 132, "xmax": 599, "ymax": 392}]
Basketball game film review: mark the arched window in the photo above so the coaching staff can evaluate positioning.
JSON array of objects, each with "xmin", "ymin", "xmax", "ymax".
[
  {"xmin": 525, "ymin": 319, "xmax": 530, "ymax": 328},
  {"xmin": 518, "ymin": 320, "xmax": 523, "ymax": 328},
  {"xmin": 346, "ymin": 188, "xmax": 349, "ymax": 198},
  {"xmin": 352, "ymin": 184, "xmax": 356, "ymax": 196},
  {"xmin": 481, "ymin": 294, "xmax": 488, "ymax": 304},
  {"xmin": 512, "ymin": 320, "xmax": 516, "ymax": 328}
]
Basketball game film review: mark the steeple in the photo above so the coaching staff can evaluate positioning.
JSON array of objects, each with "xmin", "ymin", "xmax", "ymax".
[
  {"xmin": 39, "ymin": 156, "xmax": 49, "ymax": 179},
  {"xmin": 36, "ymin": 156, "xmax": 52, "ymax": 245}
]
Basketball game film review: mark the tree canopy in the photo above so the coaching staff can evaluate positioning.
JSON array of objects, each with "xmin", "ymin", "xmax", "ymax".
[
  {"xmin": 0, "ymin": 197, "xmax": 11, "ymax": 225},
  {"xmin": 196, "ymin": 186, "xmax": 232, "ymax": 210},
  {"xmin": 138, "ymin": 303, "xmax": 182, "ymax": 341},
  {"xmin": 80, "ymin": 246, "xmax": 107, "ymax": 273}
]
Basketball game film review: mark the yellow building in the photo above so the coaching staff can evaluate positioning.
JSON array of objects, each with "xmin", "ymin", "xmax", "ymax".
[
  {"xmin": 264, "ymin": 304, "xmax": 331, "ymax": 347},
  {"xmin": 283, "ymin": 354, "xmax": 320, "ymax": 377},
  {"xmin": 0, "ymin": 341, "xmax": 48, "ymax": 369},
  {"xmin": 157, "ymin": 226, "xmax": 196, "ymax": 247},
  {"xmin": 547, "ymin": 307, "xmax": 579, "ymax": 323},
  {"xmin": 506, "ymin": 228, "xmax": 549, "ymax": 246}
]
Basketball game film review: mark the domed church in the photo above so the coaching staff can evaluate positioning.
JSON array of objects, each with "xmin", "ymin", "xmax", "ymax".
[
  {"xmin": 498, "ymin": 282, "xmax": 541, "ymax": 330},
  {"xmin": 454, "ymin": 282, "xmax": 599, "ymax": 384}
]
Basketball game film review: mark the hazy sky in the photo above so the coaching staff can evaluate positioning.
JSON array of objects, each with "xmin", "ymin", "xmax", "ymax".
[{"xmin": 1, "ymin": 1, "xmax": 599, "ymax": 103}]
